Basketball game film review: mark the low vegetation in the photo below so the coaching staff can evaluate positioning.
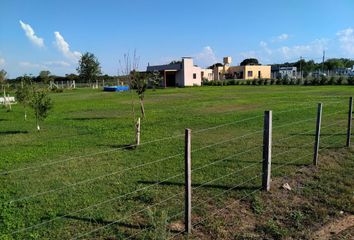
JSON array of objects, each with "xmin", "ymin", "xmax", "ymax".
[{"xmin": 0, "ymin": 86, "xmax": 353, "ymax": 239}]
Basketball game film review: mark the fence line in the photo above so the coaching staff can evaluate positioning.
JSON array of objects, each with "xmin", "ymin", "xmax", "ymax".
[
  {"xmin": 7, "ymin": 134, "xmax": 264, "ymax": 204},
  {"xmin": 168, "ymin": 135, "xmax": 345, "ymax": 239},
  {"xmin": 4, "ymin": 98, "xmax": 352, "ymax": 238},
  {"xmin": 2, "ymin": 100, "xmax": 339, "ymax": 176},
  {"xmin": 68, "ymin": 127, "xmax": 344, "ymax": 239}
]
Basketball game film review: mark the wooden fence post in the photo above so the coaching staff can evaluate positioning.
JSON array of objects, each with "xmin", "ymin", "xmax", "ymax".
[
  {"xmin": 135, "ymin": 118, "xmax": 141, "ymax": 146},
  {"xmin": 184, "ymin": 128, "xmax": 192, "ymax": 234},
  {"xmin": 346, "ymin": 97, "xmax": 353, "ymax": 147},
  {"xmin": 262, "ymin": 111, "xmax": 272, "ymax": 191},
  {"xmin": 313, "ymin": 103, "xmax": 322, "ymax": 166}
]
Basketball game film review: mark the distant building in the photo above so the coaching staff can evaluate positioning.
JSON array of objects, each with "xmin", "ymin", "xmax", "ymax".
[
  {"xmin": 271, "ymin": 66, "xmax": 297, "ymax": 79},
  {"xmin": 334, "ymin": 67, "xmax": 353, "ymax": 76},
  {"xmin": 146, "ymin": 57, "xmax": 213, "ymax": 87},
  {"xmin": 228, "ymin": 65, "xmax": 271, "ymax": 80},
  {"xmin": 212, "ymin": 57, "xmax": 271, "ymax": 80}
]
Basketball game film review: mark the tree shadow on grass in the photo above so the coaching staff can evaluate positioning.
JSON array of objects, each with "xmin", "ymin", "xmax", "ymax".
[
  {"xmin": 63, "ymin": 117, "xmax": 114, "ymax": 121},
  {"xmin": 288, "ymin": 133, "xmax": 345, "ymax": 137},
  {"xmin": 96, "ymin": 143, "xmax": 137, "ymax": 150},
  {"xmin": 0, "ymin": 118, "xmax": 8, "ymax": 122},
  {"xmin": 137, "ymin": 180, "xmax": 259, "ymax": 191},
  {"xmin": 59, "ymin": 215, "xmax": 180, "ymax": 236},
  {"xmin": 0, "ymin": 130, "xmax": 28, "ymax": 135}
]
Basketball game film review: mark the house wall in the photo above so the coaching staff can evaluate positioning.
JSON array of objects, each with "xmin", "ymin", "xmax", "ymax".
[
  {"xmin": 229, "ymin": 65, "xmax": 271, "ymax": 79},
  {"xmin": 182, "ymin": 58, "xmax": 202, "ymax": 86},
  {"xmin": 201, "ymin": 69, "xmax": 214, "ymax": 81}
]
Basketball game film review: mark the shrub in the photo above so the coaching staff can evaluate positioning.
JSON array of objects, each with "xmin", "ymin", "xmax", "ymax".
[
  {"xmin": 276, "ymin": 79, "xmax": 282, "ymax": 85},
  {"xmin": 246, "ymin": 80, "xmax": 251, "ymax": 85},
  {"xmin": 347, "ymin": 76, "xmax": 354, "ymax": 85},
  {"xmin": 296, "ymin": 78, "xmax": 302, "ymax": 85},
  {"xmin": 328, "ymin": 76, "xmax": 335, "ymax": 85},
  {"xmin": 336, "ymin": 76, "xmax": 343, "ymax": 85},
  {"xmin": 282, "ymin": 77, "xmax": 289, "ymax": 85},
  {"xmin": 258, "ymin": 79, "xmax": 265, "ymax": 85},
  {"xmin": 311, "ymin": 77, "xmax": 320, "ymax": 85},
  {"xmin": 270, "ymin": 79, "xmax": 275, "ymax": 85},
  {"xmin": 252, "ymin": 79, "xmax": 257, "ymax": 85},
  {"xmin": 320, "ymin": 76, "xmax": 328, "ymax": 85}
]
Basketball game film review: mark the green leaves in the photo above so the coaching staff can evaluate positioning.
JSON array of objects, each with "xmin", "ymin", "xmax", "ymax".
[{"xmin": 77, "ymin": 52, "xmax": 102, "ymax": 83}]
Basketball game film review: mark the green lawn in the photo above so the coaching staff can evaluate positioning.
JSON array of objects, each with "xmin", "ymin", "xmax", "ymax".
[{"xmin": 0, "ymin": 86, "xmax": 353, "ymax": 239}]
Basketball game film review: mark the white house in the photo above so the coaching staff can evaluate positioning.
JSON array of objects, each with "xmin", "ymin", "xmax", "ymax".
[{"xmin": 146, "ymin": 57, "xmax": 213, "ymax": 87}]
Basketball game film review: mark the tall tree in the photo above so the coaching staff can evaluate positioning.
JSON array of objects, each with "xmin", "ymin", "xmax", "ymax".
[
  {"xmin": 240, "ymin": 58, "xmax": 259, "ymax": 66},
  {"xmin": 0, "ymin": 69, "xmax": 7, "ymax": 92},
  {"xmin": 77, "ymin": 52, "xmax": 102, "ymax": 83},
  {"xmin": 38, "ymin": 70, "xmax": 52, "ymax": 84}
]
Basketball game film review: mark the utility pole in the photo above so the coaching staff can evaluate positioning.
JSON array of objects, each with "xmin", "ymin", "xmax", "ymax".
[
  {"xmin": 322, "ymin": 50, "xmax": 325, "ymax": 75},
  {"xmin": 300, "ymin": 56, "xmax": 303, "ymax": 80}
]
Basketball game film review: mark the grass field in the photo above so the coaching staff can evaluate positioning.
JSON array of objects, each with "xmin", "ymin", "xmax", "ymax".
[{"xmin": 0, "ymin": 85, "xmax": 353, "ymax": 239}]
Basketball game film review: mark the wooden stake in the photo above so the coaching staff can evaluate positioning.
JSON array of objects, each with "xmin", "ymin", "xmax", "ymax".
[
  {"xmin": 135, "ymin": 118, "xmax": 141, "ymax": 146},
  {"xmin": 184, "ymin": 128, "xmax": 192, "ymax": 234},
  {"xmin": 313, "ymin": 103, "xmax": 322, "ymax": 166},
  {"xmin": 347, "ymin": 97, "xmax": 353, "ymax": 147},
  {"xmin": 262, "ymin": 111, "xmax": 272, "ymax": 191}
]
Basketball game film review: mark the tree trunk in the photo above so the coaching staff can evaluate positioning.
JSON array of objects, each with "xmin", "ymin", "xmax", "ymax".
[
  {"xmin": 24, "ymin": 109, "xmax": 27, "ymax": 121},
  {"xmin": 36, "ymin": 112, "xmax": 40, "ymax": 131},
  {"xmin": 140, "ymin": 99, "xmax": 145, "ymax": 119}
]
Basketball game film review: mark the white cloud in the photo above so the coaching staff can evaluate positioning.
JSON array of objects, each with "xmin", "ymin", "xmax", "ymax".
[
  {"xmin": 19, "ymin": 20, "xmax": 45, "ymax": 48},
  {"xmin": 45, "ymin": 60, "xmax": 71, "ymax": 67},
  {"xmin": 0, "ymin": 58, "xmax": 5, "ymax": 66},
  {"xmin": 194, "ymin": 46, "xmax": 218, "ymax": 67},
  {"xmin": 54, "ymin": 31, "xmax": 81, "ymax": 62},
  {"xmin": 238, "ymin": 38, "xmax": 329, "ymax": 64},
  {"xmin": 337, "ymin": 27, "xmax": 354, "ymax": 55},
  {"xmin": 271, "ymin": 33, "xmax": 289, "ymax": 43},
  {"xmin": 19, "ymin": 61, "xmax": 46, "ymax": 69},
  {"xmin": 277, "ymin": 33, "xmax": 289, "ymax": 41}
]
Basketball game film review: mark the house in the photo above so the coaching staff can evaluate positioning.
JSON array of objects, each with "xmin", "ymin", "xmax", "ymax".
[
  {"xmin": 212, "ymin": 57, "xmax": 271, "ymax": 80},
  {"xmin": 271, "ymin": 66, "xmax": 297, "ymax": 79},
  {"xmin": 146, "ymin": 57, "xmax": 213, "ymax": 87}
]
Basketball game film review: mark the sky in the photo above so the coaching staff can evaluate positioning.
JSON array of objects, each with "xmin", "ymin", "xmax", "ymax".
[{"xmin": 0, "ymin": 0, "xmax": 354, "ymax": 78}]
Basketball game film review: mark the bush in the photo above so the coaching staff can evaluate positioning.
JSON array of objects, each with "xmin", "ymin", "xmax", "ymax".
[
  {"xmin": 311, "ymin": 77, "xmax": 320, "ymax": 85},
  {"xmin": 304, "ymin": 79, "xmax": 309, "ymax": 86},
  {"xmin": 347, "ymin": 76, "xmax": 354, "ymax": 85},
  {"xmin": 296, "ymin": 78, "xmax": 302, "ymax": 85},
  {"xmin": 50, "ymin": 86, "xmax": 64, "ymax": 93},
  {"xmin": 320, "ymin": 76, "xmax": 328, "ymax": 85},
  {"xmin": 258, "ymin": 79, "xmax": 265, "ymax": 85},
  {"xmin": 336, "ymin": 76, "xmax": 344, "ymax": 85},
  {"xmin": 328, "ymin": 76, "xmax": 335, "ymax": 85},
  {"xmin": 246, "ymin": 80, "xmax": 251, "ymax": 85},
  {"xmin": 270, "ymin": 79, "xmax": 275, "ymax": 85},
  {"xmin": 282, "ymin": 77, "xmax": 289, "ymax": 85},
  {"xmin": 276, "ymin": 79, "xmax": 282, "ymax": 85},
  {"xmin": 252, "ymin": 79, "xmax": 257, "ymax": 85}
]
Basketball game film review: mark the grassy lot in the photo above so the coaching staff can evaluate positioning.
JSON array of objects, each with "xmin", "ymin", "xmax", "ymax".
[{"xmin": 0, "ymin": 85, "xmax": 353, "ymax": 239}]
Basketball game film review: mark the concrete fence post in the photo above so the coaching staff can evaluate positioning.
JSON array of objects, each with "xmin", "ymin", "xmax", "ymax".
[
  {"xmin": 346, "ymin": 97, "xmax": 353, "ymax": 147},
  {"xmin": 184, "ymin": 128, "xmax": 192, "ymax": 234},
  {"xmin": 262, "ymin": 110, "xmax": 272, "ymax": 191},
  {"xmin": 313, "ymin": 103, "xmax": 322, "ymax": 166}
]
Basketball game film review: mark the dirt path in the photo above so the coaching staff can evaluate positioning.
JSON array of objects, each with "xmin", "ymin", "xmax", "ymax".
[{"xmin": 311, "ymin": 215, "xmax": 354, "ymax": 239}]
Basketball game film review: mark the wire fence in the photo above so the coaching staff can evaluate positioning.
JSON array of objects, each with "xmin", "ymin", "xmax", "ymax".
[{"xmin": 1, "ymin": 97, "xmax": 352, "ymax": 239}]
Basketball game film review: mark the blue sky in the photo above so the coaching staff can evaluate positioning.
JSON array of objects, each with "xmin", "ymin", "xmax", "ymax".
[{"xmin": 1, "ymin": 0, "xmax": 354, "ymax": 78}]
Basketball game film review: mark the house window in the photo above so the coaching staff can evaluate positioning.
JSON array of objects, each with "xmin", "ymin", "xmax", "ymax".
[
  {"xmin": 193, "ymin": 73, "xmax": 197, "ymax": 79},
  {"xmin": 247, "ymin": 71, "xmax": 253, "ymax": 77}
]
